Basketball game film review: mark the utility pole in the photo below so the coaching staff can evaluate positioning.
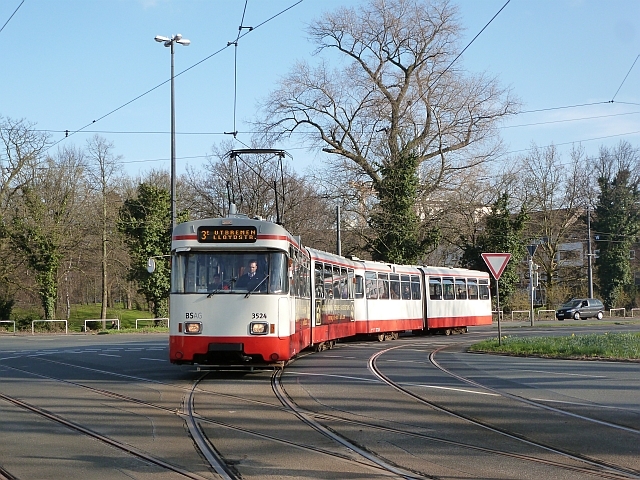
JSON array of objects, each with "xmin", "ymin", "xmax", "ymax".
[{"xmin": 336, "ymin": 204, "xmax": 341, "ymax": 256}]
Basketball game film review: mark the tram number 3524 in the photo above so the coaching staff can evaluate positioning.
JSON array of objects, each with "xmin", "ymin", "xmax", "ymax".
[{"xmin": 252, "ymin": 312, "xmax": 267, "ymax": 319}]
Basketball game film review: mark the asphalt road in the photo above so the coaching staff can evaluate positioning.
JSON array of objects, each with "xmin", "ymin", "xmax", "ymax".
[{"xmin": 0, "ymin": 323, "xmax": 638, "ymax": 479}]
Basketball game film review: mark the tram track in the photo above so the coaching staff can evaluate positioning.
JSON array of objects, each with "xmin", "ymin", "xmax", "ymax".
[
  {"xmin": 0, "ymin": 389, "xmax": 212, "ymax": 480},
  {"xmin": 1, "ymin": 357, "xmax": 425, "ymax": 479},
  {"xmin": 368, "ymin": 342, "xmax": 640, "ymax": 480},
  {"xmin": 271, "ymin": 368, "xmax": 430, "ymax": 479},
  {"xmin": 2, "ymin": 335, "xmax": 638, "ymax": 479}
]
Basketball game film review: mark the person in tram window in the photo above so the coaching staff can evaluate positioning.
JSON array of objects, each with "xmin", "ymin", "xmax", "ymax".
[
  {"xmin": 236, "ymin": 259, "xmax": 265, "ymax": 291},
  {"xmin": 209, "ymin": 274, "xmax": 223, "ymax": 291},
  {"xmin": 402, "ymin": 284, "xmax": 411, "ymax": 300}
]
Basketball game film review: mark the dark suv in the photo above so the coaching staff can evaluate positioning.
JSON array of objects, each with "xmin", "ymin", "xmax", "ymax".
[{"xmin": 556, "ymin": 298, "xmax": 605, "ymax": 320}]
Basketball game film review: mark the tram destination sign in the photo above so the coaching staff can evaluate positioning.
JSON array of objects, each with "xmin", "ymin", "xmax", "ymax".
[{"xmin": 197, "ymin": 226, "xmax": 257, "ymax": 243}]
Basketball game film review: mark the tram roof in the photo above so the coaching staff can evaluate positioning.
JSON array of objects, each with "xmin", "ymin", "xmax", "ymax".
[{"xmin": 171, "ymin": 217, "xmax": 302, "ymax": 251}]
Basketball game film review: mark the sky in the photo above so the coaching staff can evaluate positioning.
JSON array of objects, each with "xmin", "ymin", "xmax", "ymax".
[{"xmin": 1, "ymin": 0, "xmax": 639, "ymax": 180}]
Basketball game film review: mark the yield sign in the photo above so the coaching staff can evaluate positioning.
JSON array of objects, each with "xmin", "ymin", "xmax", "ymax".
[{"xmin": 481, "ymin": 253, "xmax": 511, "ymax": 280}]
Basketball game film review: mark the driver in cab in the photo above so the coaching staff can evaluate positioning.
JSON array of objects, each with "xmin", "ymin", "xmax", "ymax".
[{"xmin": 235, "ymin": 260, "xmax": 265, "ymax": 292}]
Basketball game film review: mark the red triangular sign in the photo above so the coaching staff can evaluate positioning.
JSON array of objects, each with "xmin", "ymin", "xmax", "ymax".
[{"xmin": 481, "ymin": 253, "xmax": 511, "ymax": 280}]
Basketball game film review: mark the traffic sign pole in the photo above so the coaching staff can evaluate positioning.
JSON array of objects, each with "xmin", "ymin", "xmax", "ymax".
[
  {"xmin": 495, "ymin": 278, "xmax": 502, "ymax": 345},
  {"xmin": 482, "ymin": 253, "xmax": 512, "ymax": 346}
]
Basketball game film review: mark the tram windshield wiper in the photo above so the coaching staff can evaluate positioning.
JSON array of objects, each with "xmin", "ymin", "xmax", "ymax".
[
  {"xmin": 245, "ymin": 275, "xmax": 269, "ymax": 298},
  {"xmin": 206, "ymin": 289, "xmax": 222, "ymax": 298},
  {"xmin": 207, "ymin": 278, "xmax": 236, "ymax": 298}
]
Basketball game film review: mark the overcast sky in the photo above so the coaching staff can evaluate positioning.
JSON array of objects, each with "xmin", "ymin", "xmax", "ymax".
[{"xmin": 1, "ymin": 0, "xmax": 638, "ymax": 179}]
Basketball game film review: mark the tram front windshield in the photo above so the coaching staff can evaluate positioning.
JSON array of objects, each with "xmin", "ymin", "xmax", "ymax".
[{"xmin": 171, "ymin": 251, "xmax": 288, "ymax": 294}]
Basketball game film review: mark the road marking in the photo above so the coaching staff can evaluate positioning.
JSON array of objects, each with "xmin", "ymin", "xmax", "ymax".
[
  {"xmin": 514, "ymin": 369, "xmax": 607, "ymax": 378},
  {"xmin": 407, "ymin": 383, "xmax": 501, "ymax": 396},
  {"xmin": 288, "ymin": 371, "xmax": 379, "ymax": 383}
]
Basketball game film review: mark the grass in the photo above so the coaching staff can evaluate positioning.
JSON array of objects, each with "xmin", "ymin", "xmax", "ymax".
[
  {"xmin": 469, "ymin": 332, "xmax": 640, "ymax": 361},
  {"xmin": 5, "ymin": 304, "xmax": 166, "ymax": 334}
]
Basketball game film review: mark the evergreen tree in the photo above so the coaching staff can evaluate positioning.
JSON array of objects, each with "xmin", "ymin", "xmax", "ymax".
[
  {"xmin": 118, "ymin": 183, "xmax": 187, "ymax": 318},
  {"xmin": 593, "ymin": 168, "xmax": 640, "ymax": 308},
  {"xmin": 368, "ymin": 152, "xmax": 438, "ymax": 263},
  {"xmin": 460, "ymin": 193, "xmax": 528, "ymax": 308}
]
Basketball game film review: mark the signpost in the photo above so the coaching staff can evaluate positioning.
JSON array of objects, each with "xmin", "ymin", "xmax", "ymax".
[{"xmin": 481, "ymin": 253, "xmax": 511, "ymax": 345}]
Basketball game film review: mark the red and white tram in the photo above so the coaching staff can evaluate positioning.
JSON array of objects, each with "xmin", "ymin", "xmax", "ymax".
[{"xmin": 169, "ymin": 213, "xmax": 491, "ymax": 366}]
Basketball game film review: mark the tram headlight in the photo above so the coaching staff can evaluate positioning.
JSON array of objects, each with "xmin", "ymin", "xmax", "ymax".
[
  {"xmin": 184, "ymin": 322, "xmax": 202, "ymax": 334},
  {"xmin": 250, "ymin": 322, "xmax": 269, "ymax": 335}
]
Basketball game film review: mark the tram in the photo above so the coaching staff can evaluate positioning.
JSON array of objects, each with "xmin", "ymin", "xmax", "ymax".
[{"xmin": 168, "ymin": 211, "xmax": 492, "ymax": 366}]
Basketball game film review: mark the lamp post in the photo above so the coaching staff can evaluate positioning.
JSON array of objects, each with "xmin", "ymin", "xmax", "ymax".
[{"xmin": 154, "ymin": 34, "xmax": 190, "ymax": 231}]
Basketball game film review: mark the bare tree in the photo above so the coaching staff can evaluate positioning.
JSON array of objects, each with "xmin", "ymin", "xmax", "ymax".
[
  {"xmin": 258, "ymin": 0, "xmax": 518, "ymax": 261},
  {"xmin": 516, "ymin": 144, "xmax": 589, "ymax": 305},
  {"xmin": 85, "ymin": 135, "xmax": 123, "ymax": 322}
]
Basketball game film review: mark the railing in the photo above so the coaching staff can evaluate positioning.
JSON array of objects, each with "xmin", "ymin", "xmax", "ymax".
[
  {"xmin": 537, "ymin": 309, "xmax": 556, "ymax": 320},
  {"xmin": 491, "ymin": 310, "xmax": 503, "ymax": 321},
  {"xmin": 84, "ymin": 318, "xmax": 120, "ymax": 331},
  {"xmin": 609, "ymin": 308, "xmax": 626, "ymax": 318},
  {"xmin": 135, "ymin": 317, "xmax": 169, "ymax": 329},
  {"xmin": 32, "ymin": 320, "xmax": 68, "ymax": 335},
  {"xmin": 631, "ymin": 308, "xmax": 640, "ymax": 318},
  {"xmin": 0, "ymin": 320, "xmax": 16, "ymax": 334},
  {"xmin": 511, "ymin": 310, "xmax": 531, "ymax": 321}
]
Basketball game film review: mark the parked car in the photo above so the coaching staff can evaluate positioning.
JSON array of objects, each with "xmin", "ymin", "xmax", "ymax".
[{"xmin": 555, "ymin": 298, "xmax": 605, "ymax": 320}]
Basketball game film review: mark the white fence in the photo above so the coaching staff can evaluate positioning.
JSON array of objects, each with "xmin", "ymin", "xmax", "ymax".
[
  {"xmin": 84, "ymin": 318, "xmax": 120, "ymax": 331},
  {"xmin": 511, "ymin": 310, "xmax": 531, "ymax": 321},
  {"xmin": 631, "ymin": 308, "xmax": 640, "ymax": 318},
  {"xmin": 0, "ymin": 320, "xmax": 16, "ymax": 334},
  {"xmin": 32, "ymin": 319, "xmax": 68, "ymax": 335},
  {"xmin": 135, "ymin": 317, "xmax": 169, "ymax": 329},
  {"xmin": 491, "ymin": 310, "xmax": 503, "ymax": 321},
  {"xmin": 537, "ymin": 309, "xmax": 556, "ymax": 320},
  {"xmin": 609, "ymin": 308, "xmax": 626, "ymax": 317}
]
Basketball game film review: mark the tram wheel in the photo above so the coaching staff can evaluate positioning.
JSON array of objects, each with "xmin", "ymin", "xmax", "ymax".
[{"xmin": 377, "ymin": 333, "xmax": 385, "ymax": 342}]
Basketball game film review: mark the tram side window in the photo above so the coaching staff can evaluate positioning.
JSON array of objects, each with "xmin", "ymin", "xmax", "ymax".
[
  {"xmin": 331, "ymin": 265, "xmax": 340, "ymax": 298},
  {"xmin": 365, "ymin": 271, "xmax": 378, "ymax": 299},
  {"xmin": 455, "ymin": 278, "xmax": 467, "ymax": 300},
  {"xmin": 298, "ymin": 255, "xmax": 311, "ymax": 299},
  {"xmin": 347, "ymin": 268, "xmax": 353, "ymax": 299},
  {"xmin": 185, "ymin": 255, "xmax": 198, "ymax": 292},
  {"xmin": 378, "ymin": 273, "xmax": 389, "ymax": 299},
  {"xmin": 171, "ymin": 254, "xmax": 187, "ymax": 293},
  {"xmin": 443, "ymin": 277, "xmax": 455, "ymax": 300},
  {"xmin": 269, "ymin": 253, "xmax": 288, "ymax": 294},
  {"xmin": 389, "ymin": 273, "xmax": 400, "ymax": 299},
  {"xmin": 324, "ymin": 263, "xmax": 334, "ymax": 298},
  {"xmin": 411, "ymin": 275, "xmax": 421, "ymax": 300},
  {"xmin": 479, "ymin": 279, "xmax": 490, "ymax": 300},
  {"xmin": 354, "ymin": 273, "xmax": 364, "ymax": 299},
  {"xmin": 315, "ymin": 263, "xmax": 325, "ymax": 298},
  {"xmin": 468, "ymin": 279, "xmax": 479, "ymax": 300},
  {"xmin": 341, "ymin": 268, "xmax": 350, "ymax": 299},
  {"xmin": 429, "ymin": 277, "xmax": 442, "ymax": 300},
  {"xmin": 400, "ymin": 275, "xmax": 410, "ymax": 299}
]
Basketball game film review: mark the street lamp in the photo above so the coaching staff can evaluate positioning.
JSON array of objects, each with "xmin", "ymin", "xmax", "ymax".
[{"xmin": 154, "ymin": 34, "xmax": 190, "ymax": 231}]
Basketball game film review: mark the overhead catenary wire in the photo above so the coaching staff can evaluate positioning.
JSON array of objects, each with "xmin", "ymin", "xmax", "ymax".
[
  {"xmin": 0, "ymin": 0, "xmax": 24, "ymax": 35},
  {"xmin": 225, "ymin": 0, "xmax": 252, "ymax": 139},
  {"xmin": 27, "ymin": 108, "xmax": 640, "ymax": 136},
  {"xmin": 611, "ymin": 54, "xmax": 639, "ymax": 102},
  {"xmin": 47, "ymin": 0, "xmax": 304, "ymax": 151}
]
